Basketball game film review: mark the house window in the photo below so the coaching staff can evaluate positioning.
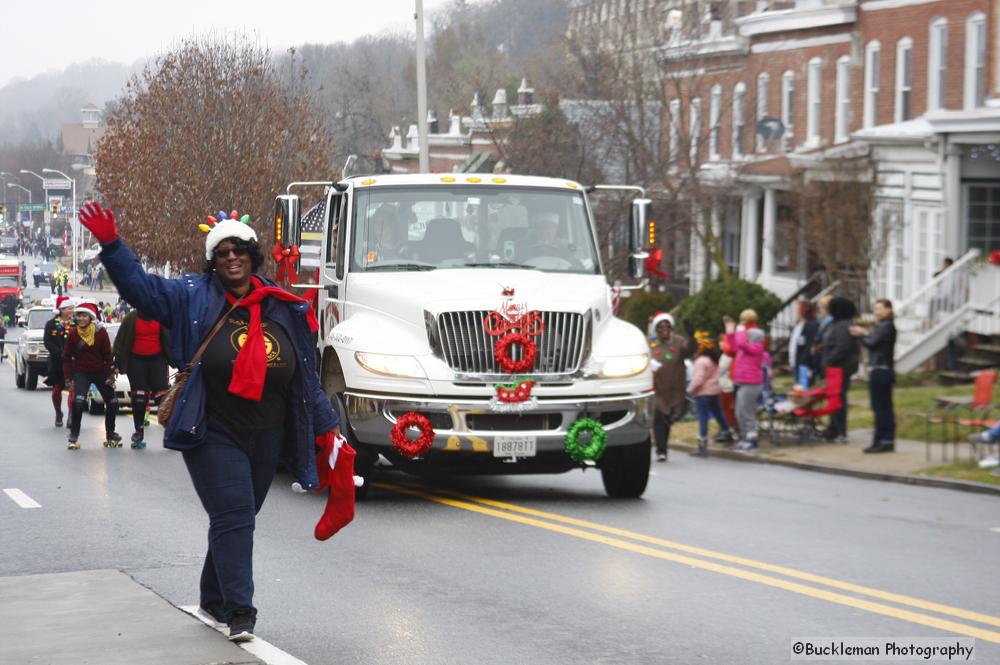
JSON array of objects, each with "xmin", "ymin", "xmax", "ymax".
[
  {"xmin": 690, "ymin": 97, "xmax": 701, "ymax": 163},
  {"xmin": 965, "ymin": 13, "xmax": 986, "ymax": 109},
  {"xmin": 733, "ymin": 82, "xmax": 746, "ymax": 159},
  {"xmin": 781, "ymin": 70, "xmax": 794, "ymax": 150},
  {"xmin": 966, "ymin": 183, "xmax": 1000, "ymax": 254},
  {"xmin": 709, "ymin": 85, "xmax": 722, "ymax": 160},
  {"xmin": 756, "ymin": 72, "xmax": 769, "ymax": 152},
  {"xmin": 928, "ymin": 18, "xmax": 948, "ymax": 111},
  {"xmin": 806, "ymin": 57, "xmax": 821, "ymax": 145},
  {"xmin": 895, "ymin": 37, "xmax": 913, "ymax": 122},
  {"xmin": 863, "ymin": 41, "xmax": 881, "ymax": 128},
  {"xmin": 669, "ymin": 99, "xmax": 680, "ymax": 166},
  {"xmin": 835, "ymin": 56, "xmax": 851, "ymax": 143}
]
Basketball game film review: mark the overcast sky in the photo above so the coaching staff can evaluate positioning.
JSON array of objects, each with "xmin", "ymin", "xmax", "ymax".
[{"xmin": 0, "ymin": 0, "xmax": 454, "ymax": 87}]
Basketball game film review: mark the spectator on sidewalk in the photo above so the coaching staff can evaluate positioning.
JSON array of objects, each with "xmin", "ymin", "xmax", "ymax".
[
  {"xmin": 96, "ymin": 265, "xmax": 105, "ymax": 290},
  {"xmin": 821, "ymin": 297, "xmax": 860, "ymax": 442},
  {"xmin": 789, "ymin": 299, "xmax": 819, "ymax": 389},
  {"xmin": 812, "ymin": 294, "xmax": 835, "ymax": 366},
  {"xmin": 687, "ymin": 334, "xmax": 733, "ymax": 456},
  {"xmin": 649, "ymin": 312, "xmax": 692, "ymax": 462},
  {"xmin": 724, "ymin": 310, "xmax": 766, "ymax": 452},
  {"xmin": 851, "ymin": 299, "xmax": 897, "ymax": 453}
]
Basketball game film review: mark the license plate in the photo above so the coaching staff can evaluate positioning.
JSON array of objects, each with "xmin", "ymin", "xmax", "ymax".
[{"xmin": 493, "ymin": 435, "xmax": 537, "ymax": 457}]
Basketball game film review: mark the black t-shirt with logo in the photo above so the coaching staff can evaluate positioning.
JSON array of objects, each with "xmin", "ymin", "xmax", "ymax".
[{"xmin": 202, "ymin": 305, "xmax": 297, "ymax": 434}]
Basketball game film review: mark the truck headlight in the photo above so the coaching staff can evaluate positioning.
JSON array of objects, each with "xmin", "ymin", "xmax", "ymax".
[
  {"xmin": 26, "ymin": 342, "xmax": 40, "ymax": 355},
  {"xmin": 354, "ymin": 352, "xmax": 426, "ymax": 379},
  {"xmin": 599, "ymin": 354, "xmax": 649, "ymax": 378}
]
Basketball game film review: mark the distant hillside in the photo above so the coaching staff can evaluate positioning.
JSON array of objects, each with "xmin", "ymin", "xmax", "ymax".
[{"xmin": 0, "ymin": 60, "xmax": 136, "ymax": 146}]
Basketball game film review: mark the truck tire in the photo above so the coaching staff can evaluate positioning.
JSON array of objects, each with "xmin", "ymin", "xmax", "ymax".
[
  {"xmin": 600, "ymin": 441, "xmax": 651, "ymax": 498},
  {"xmin": 15, "ymin": 362, "xmax": 25, "ymax": 388},
  {"xmin": 330, "ymin": 392, "xmax": 371, "ymax": 501},
  {"xmin": 25, "ymin": 368, "xmax": 38, "ymax": 391}
]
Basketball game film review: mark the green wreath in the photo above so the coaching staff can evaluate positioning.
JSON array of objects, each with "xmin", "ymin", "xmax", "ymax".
[{"xmin": 564, "ymin": 418, "xmax": 607, "ymax": 462}]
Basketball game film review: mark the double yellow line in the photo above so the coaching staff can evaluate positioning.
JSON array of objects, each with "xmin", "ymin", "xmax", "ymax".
[{"xmin": 375, "ymin": 481, "xmax": 1000, "ymax": 643}]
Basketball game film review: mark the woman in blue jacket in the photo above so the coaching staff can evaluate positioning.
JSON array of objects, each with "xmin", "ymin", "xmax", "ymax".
[{"xmin": 79, "ymin": 203, "xmax": 339, "ymax": 643}]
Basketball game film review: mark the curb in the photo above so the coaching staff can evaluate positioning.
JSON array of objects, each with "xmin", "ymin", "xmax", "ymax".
[{"xmin": 668, "ymin": 441, "xmax": 1000, "ymax": 497}]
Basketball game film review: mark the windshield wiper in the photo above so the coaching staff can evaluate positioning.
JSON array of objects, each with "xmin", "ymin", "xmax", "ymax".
[
  {"xmin": 366, "ymin": 263, "xmax": 436, "ymax": 272},
  {"xmin": 462, "ymin": 262, "xmax": 534, "ymax": 269}
]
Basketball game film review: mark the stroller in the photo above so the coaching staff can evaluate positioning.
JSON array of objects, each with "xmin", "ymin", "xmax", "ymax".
[{"xmin": 763, "ymin": 367, "xmax": 844, "ymax": 445}]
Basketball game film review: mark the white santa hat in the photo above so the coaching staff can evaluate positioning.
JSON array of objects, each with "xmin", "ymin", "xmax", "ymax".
[
  {"xmin": 651, "ymin": 312, "xmax": 675, "ymax": 329},
  {"xmin": 74, "ymin": 301, "xmax": 99, "ymax": 319},
  {"xmin": 205, "ymin": 218, "xmax": 257, "ymax": 261}
]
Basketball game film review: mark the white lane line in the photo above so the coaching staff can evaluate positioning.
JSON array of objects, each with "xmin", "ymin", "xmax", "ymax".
[
  {"xmin": 990, "ymin": 528, "xmax": 1000, "ymax": 533},
  {"xmin": 181, "ymin": 605, "xmax": 309, "ymax": 665},
  {"xmin": 3, "ymin": 488, "xmax": 41, "ymax": 509}
]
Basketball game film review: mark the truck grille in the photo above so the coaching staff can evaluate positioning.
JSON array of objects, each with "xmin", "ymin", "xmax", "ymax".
[{"xmin": 436, "ymin": 310, "xmax": 589, "ymax": 375}]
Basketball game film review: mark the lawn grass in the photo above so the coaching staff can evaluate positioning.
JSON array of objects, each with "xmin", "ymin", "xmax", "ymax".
[{"xmin": 918, "ymin": 461, "xmax": 1000, "ymax": 486}]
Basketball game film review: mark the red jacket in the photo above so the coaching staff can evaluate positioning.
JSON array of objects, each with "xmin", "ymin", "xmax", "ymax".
[{"xmin": 63, "ymin": 326, "xmax": 113, "ymax": 379}]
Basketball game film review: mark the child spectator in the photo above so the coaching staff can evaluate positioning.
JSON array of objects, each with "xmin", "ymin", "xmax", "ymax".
[{"xmin": 687, "ymin": 333, "xmax": 733, "ymax": 456}]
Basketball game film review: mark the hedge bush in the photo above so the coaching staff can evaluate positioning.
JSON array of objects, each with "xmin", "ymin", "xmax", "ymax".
[
  {"xmin": 618, "ymin": 289, "xmax": 675, "ymax": 334},
  {"xmin": 673, "ymin": 279, "xmax": 782, "ymax": 337}
]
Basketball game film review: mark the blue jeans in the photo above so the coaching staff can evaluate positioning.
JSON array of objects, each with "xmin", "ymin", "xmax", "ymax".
[
  {"xmin": 694, "ymin": 395, "xmax": 731, "ymax": 439},
  {"xmin": 182, "ymin": 424, "xmax": 284, "ymax": 620},
  {"xmin": 987, "ymin": 421, "xmax": 1000, "ymax": 441},
  {"xmin": 869, "ymin": 368, "xmax": 895, "ymax": 444},
  {"xmin": 795, "ymin": 365, "xmax": 811, "ymax": 389}
]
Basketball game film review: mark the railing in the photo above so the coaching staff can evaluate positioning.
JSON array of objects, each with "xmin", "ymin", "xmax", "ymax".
[{"xmin": 892, "ymin": 248, "xmax": 1000, "ymax": 373}]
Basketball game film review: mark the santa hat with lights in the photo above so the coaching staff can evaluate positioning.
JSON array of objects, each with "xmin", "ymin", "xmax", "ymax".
[{"xmin": 200, "ymin": 210, "xmax": 257, "ymax": 260}]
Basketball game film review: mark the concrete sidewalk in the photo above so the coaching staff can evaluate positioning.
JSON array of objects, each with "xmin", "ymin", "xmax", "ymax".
[
  {"xmin": 669, "ymin": 430, "xmax": 1000, "ymax": 496},
  {"xmin": 0, "ymin": 569, "xmax": 263, "ymax": 665}
]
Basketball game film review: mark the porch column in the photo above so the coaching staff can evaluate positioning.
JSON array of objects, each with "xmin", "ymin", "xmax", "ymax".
[
  {"xmin": 741, "ymin": 189, "xmax": 761, "ymax": 281},
  {"xmin": 709, "ymin": 203, "xmax": 721, "ymax": 279},
  {"xmin": 761, "ymin": 188, "xmax": 777, "ymax": 278},
  {"xmin": 943, "ymin": 141, "xmax": 963, "ymax": 255}
]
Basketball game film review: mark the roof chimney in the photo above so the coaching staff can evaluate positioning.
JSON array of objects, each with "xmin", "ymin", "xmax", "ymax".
[
  {"xmin": 492, "ymin": 88, "xmax": 509, "ymax": 120},
  {"xmin": 390, "ymin": 126, "xmax": 402, "ymax": 150},
  {"xmin": 406, "ymin": 124, "xmax": 419, "ymax": 151},
  {"xmin": 427, "ymin": 109, "xmax": 439, "ymax": 134},
  {"xmin": 448, "ymin": 108, "xmax": 461, "ymax": 134},
  {"xmin": 517, "ymin": 78, "xmax": 534, "ymax": 105}
]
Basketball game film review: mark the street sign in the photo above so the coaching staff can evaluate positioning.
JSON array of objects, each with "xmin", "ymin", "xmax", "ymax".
[
  {"xmin": 42, "ymin": 178, "xmax": 72, "ymax": 190},
  {"xmin": 18, "ymin": 203, "xmax": 45, "ymax": 212}
]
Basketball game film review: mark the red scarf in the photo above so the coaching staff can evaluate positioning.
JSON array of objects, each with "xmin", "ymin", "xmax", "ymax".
[{"xmin": 225, "ymin": 276, "xmax": 319, "ymax": 401}]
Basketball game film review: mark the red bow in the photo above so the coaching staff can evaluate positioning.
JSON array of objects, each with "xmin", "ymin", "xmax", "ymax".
[
  {"xmin": 645, "ymin": 248, "xmax": 668, "ymax": 280},
  {"xmin": 271, "ymin": 243, "xmax": 301, "ymax": 285}
]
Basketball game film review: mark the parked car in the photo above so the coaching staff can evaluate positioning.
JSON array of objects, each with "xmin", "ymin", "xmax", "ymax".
[
  {"xmin": 0, "ymin": 236, "xmax": 17, "ymax": 255},
  {"xmin": 14, "ymin": 305, "xmax": 54, "ymax": 390},
  {"xmin": 33, "ymin": 262, "xmax": 57, "ymax": 287}
]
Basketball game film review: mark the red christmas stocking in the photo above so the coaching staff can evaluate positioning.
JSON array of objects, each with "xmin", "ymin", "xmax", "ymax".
[{"xmin": 314, "ymin": 432, "xmax": 357, "ymax": 541}]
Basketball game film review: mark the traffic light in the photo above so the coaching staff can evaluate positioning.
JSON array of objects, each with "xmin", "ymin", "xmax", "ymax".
[{"xmin": 648, "ymin": 218, "xmax": 656, "ymax": 246}]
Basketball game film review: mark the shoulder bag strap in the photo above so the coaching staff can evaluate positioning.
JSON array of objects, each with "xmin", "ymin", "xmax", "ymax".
[{"xmin": 184, "ymin": 296, "xmax": 244, "ymax": 372}]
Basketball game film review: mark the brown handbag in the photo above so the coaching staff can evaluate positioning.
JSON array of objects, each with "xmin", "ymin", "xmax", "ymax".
[{"xmin": 158, "ymin": 298, "xmax": 243, "ymax": 428}]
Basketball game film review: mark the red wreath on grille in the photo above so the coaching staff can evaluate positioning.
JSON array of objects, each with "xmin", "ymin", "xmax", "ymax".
[
  {"xmin": 494, "ymin": 333, "xmax": 537, "ymax": 373},
  {"xmin": 390, "ymin": 412, "xmax": 435, "ymax": 458}
]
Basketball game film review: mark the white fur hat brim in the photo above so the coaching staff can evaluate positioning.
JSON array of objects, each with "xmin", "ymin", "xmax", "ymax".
[
  {"xmin": 652, "ymin": 312, "xmax": 675, "ymax": 329},
  {"xmin": 205, "ymin": 219, "xmax": 257, "ymax": 260}
]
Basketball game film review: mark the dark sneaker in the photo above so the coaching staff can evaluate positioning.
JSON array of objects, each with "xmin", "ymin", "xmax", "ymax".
[
  {"xmin": 198, "ymin": 604, "xmax": 227, "ymax": 627},
  {"xmin": 714, "ymin": 431, "xmax": 734, "ymax": 444},
  {"xmin": 228, "ymin": 610, "xmax": 256, "ymax": 642},
  {"xmin": 131, "ymin": 431, "xmax": 146, "ymax": 450},
  {"xmin": 55, "ymin": 415, "xmax": 63, "ymax": 428},
  {"xmin": 104, "ymin": 432, "xmax": 123, "ymax": 449}
]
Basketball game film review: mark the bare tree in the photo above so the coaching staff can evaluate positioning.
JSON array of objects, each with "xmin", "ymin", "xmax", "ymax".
[{"xmin": 96, "ymin": 36, "xmax": 333, "ymax": 271}]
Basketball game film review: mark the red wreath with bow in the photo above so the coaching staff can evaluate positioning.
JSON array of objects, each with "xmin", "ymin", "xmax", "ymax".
[
  {"xmin": 645, "ymin": 247, "xmax": 668, "ymax": 280},
  {"xmin": 390, "ymin": 412, "xmax": 435, "ymax": 458},
  {"xmin": 494, "ymin": 333, "xmax": 537, "ymax": 373},
  {"xmin": 271, "ymin": 243, "xmax": 301, "ymax": 285}
]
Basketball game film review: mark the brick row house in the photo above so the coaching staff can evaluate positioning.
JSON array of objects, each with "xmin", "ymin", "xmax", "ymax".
[{"xmin": 606, "ymin": 0, "xmax": 996, "ymax": 298}]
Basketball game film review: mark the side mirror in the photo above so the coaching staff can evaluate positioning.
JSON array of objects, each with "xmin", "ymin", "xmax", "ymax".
[
  {"xmin": 629, "ymin": 198, "xmax": 652, "ymax": 279},
  {"xmin": 274, "ymin": 195, "xmax": 301, "ymax": 247}
]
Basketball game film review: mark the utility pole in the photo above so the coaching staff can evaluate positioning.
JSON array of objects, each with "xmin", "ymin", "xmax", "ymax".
[{"xmin": 415, "ymin": 0, "xmax": 430, "ymax": 173}]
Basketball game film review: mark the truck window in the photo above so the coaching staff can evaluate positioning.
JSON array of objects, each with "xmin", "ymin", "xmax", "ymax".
[{"xmin": 351, "ymin": 186, "xmax": 599, "ymax": 274}]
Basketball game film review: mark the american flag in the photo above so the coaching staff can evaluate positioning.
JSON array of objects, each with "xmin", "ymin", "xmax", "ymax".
[{"xmin": 299, "ymin": 198, "xmax": 326, "ymax": 269}]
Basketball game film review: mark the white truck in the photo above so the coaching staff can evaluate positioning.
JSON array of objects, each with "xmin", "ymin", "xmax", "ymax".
[{"xmin": 275, "ymin": 174, "xmax": 655, "ymax": 497}]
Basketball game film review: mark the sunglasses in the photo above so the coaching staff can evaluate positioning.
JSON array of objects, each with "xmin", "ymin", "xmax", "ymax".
[{"xmin": 213, "ymin": 245, "xmax": 250, "ymax": 259}]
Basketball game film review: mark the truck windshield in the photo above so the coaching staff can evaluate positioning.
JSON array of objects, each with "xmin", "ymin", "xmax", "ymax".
[
  {"xmin": 351, "ymin": 185, "xmax": 600, "ymax": 274},
  {"xmin": 27, "ymin": 310, "xmax": 50, "ymax": 330}
]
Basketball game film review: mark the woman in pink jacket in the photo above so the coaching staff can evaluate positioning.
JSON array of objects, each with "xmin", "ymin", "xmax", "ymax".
[
  {"xmin": 687, "ymin": 339, "xmax": 733, "ymax": 456},
  {"xmin": 724, "ymin": 310, "xmax": 766, "ymax": 451}
]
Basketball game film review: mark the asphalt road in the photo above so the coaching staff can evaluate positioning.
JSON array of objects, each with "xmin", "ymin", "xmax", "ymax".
[{"xmin": 2, "ymin": 319, "xmax": 999, "ymax": 663}]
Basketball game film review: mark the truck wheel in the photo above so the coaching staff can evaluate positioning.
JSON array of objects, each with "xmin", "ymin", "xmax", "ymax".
[
  {"xmin": 14, "ymin": 362, "xmax": 25, "ymax": 388},
  {"xmin": 600, "ymin": 441, "xmax": 651, "ymax": 498},
  {"xmin": 330, "ymin": 392, "xmax": 371, "ymax": 501},
  {"xmin": 25, "ymin": 368, "xmax": 38, "ymax": 391}
]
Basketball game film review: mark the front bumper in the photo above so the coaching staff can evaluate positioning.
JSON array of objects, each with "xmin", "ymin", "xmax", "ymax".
[{"xmin": 343, "ymin": 389, "xmax": 653, "ymax": 468}]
